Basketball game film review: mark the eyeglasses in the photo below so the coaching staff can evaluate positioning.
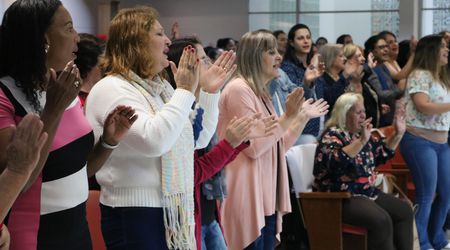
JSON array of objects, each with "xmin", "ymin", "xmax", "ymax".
[
  {"xmin": 376, "ymin": 44, "xmax": 389, "ymax": 50},
  {"xmin": 377, "ymin": 44, "xmax": 389, "ymax": 49}
]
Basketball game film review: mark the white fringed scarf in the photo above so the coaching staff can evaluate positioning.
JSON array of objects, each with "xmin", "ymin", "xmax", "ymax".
[{"xmin": 127, "ymin": 71, "xmax": 196, "ymax": 249}]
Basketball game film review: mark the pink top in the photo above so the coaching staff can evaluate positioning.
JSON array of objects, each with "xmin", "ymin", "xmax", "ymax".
[
  {"xmin": 218, "ymin": 78, "xmax": 297, "ymax": 249},
  {"xmin": 0, "ymin": 83, "xmax": 92, "ymax": 249},
  {"xmin": 0, "ymin": 88, "xmax": 40, "ymax": 250}
]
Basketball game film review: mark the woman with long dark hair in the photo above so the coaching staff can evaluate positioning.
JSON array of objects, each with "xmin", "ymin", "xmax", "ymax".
[
  {"xmin": 400, "ymin": 34, "xmax": 450, "ymax": 250},
  {"xmin": 0, "ymin": 1, "xmax": 135, "ymax": 249}
]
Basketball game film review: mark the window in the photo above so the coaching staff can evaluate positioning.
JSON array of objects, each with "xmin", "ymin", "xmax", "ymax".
[
  {"xmin": 421, "ymin": 0, "xmax": 450, "ymax": 36},
  {"xmin": 249, "ymin": 0, "xmax": 400, "ymax": 45}
]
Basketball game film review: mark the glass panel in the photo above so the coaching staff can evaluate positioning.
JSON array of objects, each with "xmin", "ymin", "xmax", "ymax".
[
  {"xmin": 299, "ymin": 0, "xmax": 399, "ymax": 12},
  {"xmin": 422, "ymin": 0, "xmax": 450, "ymax": 9},
  {"xmin": 249, "ymin": 0, "xmax": 296, "ymax": 12},
  {"xmin": 298, "ymin": 11, "xmax": 399, "ymax": 45},
  {"xmin": 249, "ymin": 14, "xmax": 296, "ymax": 33},
  {"xmin": 421, "ymin": 9, "xmax": 450, "ymax": 36}
]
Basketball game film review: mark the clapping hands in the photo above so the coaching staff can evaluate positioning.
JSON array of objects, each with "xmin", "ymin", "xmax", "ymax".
[
  {"xmin": 200, "ymin": 51, "xmax": 237, "ymax": 93},
  {"xmin": 169, "ymin": 45, "xmax": 200, "ymax": 93},
  {"xmin": 393, "ymin": 99, "xmax": 406, "ymax": 136},
  {"xmin": 6, "ymin": 113, "xmax": 48, "ymax": 176},
  {"xmin": 102, "ymin": 105, "xmax": 138, "ymax": 146},
  {"xmin": 300, "ymin": 98, "xmax": 329, "ymax": 119},
  {"xmin": 225, "ymin": 114, "xmax": 278, "ymax": 148},
  {"xmin": 46, "ymin": 61, "xmax": 82, "ymax": 113},
  {"xmin": 304, "ymin": 54, "xmax": 325, "ymax": 84}
]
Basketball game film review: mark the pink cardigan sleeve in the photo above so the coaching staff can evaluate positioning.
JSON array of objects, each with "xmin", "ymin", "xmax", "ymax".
[{"xmin": 218, "ymin": 79, "xmax": 287, "ymax": 160}]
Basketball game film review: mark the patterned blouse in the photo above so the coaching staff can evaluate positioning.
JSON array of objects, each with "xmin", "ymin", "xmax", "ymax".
[
  {"xmin": 313, "ymin": 127, "xmax": 395, "ymax": 199},
  {"xmin": 405, "ymin": 69, "xmax": 450, "ymax": 131}
]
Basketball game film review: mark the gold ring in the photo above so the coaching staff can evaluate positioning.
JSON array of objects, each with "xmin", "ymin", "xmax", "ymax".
[
  {"xmin": 74, "ymin": 80, "xmax": 80, "ymax": 88},
  {"xmin": 187, "ymin": 65, "xmax": 194, "ymax": 70}
]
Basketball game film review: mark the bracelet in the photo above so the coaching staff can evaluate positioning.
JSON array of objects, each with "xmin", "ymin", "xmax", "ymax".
[{"xmin": 100, "ymin": 136, "xmax": 119, "ymax": 149}]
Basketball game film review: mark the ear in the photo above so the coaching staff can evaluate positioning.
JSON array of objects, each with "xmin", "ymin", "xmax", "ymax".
[{"xmin": 44, "ymin": 34, "xmax": 50, "ymax": 46}]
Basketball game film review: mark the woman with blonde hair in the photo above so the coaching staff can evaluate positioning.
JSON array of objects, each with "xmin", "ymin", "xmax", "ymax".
[
  {"xmin": 399, "ymin": 34, "xmax": 450, "ymax": 250},
  {"xmin": 342, "ymin": 43, "xmax": 385, "ymax": 127},
  {"xmin": 218, "ymin": 30, "xmax": 328, "ymax": 249},
  {"xmin": 85, "ymin": 6, "xmax": 224, "ymax": 250},
  {"xmin": 313, "ymin": 92, "xmax": 413, "ymax": 250}
]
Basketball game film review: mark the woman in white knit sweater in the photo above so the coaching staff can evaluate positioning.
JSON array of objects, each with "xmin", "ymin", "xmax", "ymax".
[{"xmin": 85, "ymin": 6, "xmax": 228, "ymax": 250}]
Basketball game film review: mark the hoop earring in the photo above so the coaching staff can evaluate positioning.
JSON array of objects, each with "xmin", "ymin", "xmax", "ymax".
[{"xmin": 45, "ymin": 44, "xmax": 50, "ymax": 54}]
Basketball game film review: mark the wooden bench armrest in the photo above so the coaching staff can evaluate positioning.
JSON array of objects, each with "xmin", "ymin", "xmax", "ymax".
[{"xmin": 299, "ymin": 192, "xmax": 351, "ymax": 250}]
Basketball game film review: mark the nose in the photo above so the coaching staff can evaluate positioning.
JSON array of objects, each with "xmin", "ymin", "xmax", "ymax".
[
  {"xmin": 164, "ymin": 34, "xmax": 171, "ymax": 46},
  {"xmin": 275, "ymin": 50, "xmax": 282, "ymax": 60},
  {"xmin": 74, "ymin": 29, "xmax": 80, "ymax": 43}
]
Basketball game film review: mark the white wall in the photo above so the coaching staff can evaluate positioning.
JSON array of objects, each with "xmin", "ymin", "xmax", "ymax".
[
  {"xmin": 0, "ymin": 0, "xmax": 420, "ymax": 46},
  {"xmin": 119, "ymin": 0, "xmax": 248, "ymax": 47},
  {"xmin": 0, "ymin": 0, "xmax": 98, "ymax": 34},
  {"xmin": 61, "ymin": 0, "xmax": 97, "ymax": 34}
]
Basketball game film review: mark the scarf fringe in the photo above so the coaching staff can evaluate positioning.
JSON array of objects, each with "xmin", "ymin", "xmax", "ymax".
[{"xmin": 163, "ymin": 193, "xmax": 196, "ymax": 250}]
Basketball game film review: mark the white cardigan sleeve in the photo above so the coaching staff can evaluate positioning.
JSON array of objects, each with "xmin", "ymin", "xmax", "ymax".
[
  {"xmin": 85, "ymin": 76, "xmax": 196, "ymax": 157},
  {"xmin": 192, "ymin": 89, "xmax": 220, "ymax": 149}
]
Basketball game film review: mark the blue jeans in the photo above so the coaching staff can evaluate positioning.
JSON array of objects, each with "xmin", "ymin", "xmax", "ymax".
[
  {"xmin": 400, "ymin": 132, "xmax": 450, "ymax": 250},
  {"xmin": 244, "ymin": 214, "xmax": 277, "ymax": 250},
  {"xmin": 201, "ymin": 220, "xmax": 226, "ymax": 250},
  {"xmin": 100, "ymin": 204, "xmax": 169, "ymax": 250}
]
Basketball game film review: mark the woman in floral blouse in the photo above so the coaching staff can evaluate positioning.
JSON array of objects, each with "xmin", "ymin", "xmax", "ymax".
[
  {"xmin": 313, "ymin": 92, "xmax": 413, "ymax": 250},
  {"xmin": 400, "ymin": 34, "xmax": 450, "ymax": 250}
]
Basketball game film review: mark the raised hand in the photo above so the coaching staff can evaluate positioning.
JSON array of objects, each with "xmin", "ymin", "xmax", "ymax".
[
  {"xmin": 102, "ymin": 105, "xmax": 138, "ymax": 146},
  {"xmin": 409, "ymin": 36, "xmax": 418, "ymax": 53},
  {"xmin": 367, "ymin": 52, "xmax": 377, "ymax": 69},
  {"xmin": 171, "ymin": 21, "xmax": 180, "ymax": 40},
  {"xmin": 224, "ymin": 116, "xmax": 254, "ymax": 148},
  {"xmin": 6, "ymin": 113, "xmax": 48, "ymax": 176},
  {"xmin": 247, "ymin": 113, "xmax": 278, "ymax": 139},
  {"xmin": 169, "ymin": 45, "xmax": 200, "ymax": 93},
  {"xmin": 381, "ymin": 104, "xmax": 391, "ymax": 115},
  {"xmin": 343, "ymin": 60, "xmax": 360, "ymax": 79},
  {"xmin": 300, "ymin": 98, "xmax": 329, "ymax": 119},
  {"xmin": 304, "ymin": 54, "xmax": 325, "ymax": 84},
  {"xmin": 284, "ymin": 87, "xmax": 305, "ymax": 119},
  {"xmin": 393, "ymin": 99, "xmax": 406, "ymax": 136},
  {"xmin": 46, "ymin": 60, "xmax": 82, "ymax": 112},
  {"xmin": 0, "ymin": 225, "xmax": 10, "ymax": 250},
  {"xmin": 359, "ymin": 117, "xmax": 373, "ymax": 144},
  {"xmin": 200, "ymin": 51, "xmax": 237, "ymax": 93}
]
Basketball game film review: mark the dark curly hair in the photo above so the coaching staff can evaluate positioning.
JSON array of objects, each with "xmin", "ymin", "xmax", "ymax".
[{"xmin": 75, "ymin": 33, "xmax": 105, "ymax": 79}]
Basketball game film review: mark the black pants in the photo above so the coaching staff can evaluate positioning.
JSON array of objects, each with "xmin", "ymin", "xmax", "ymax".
[{"xmin": 342, "ymin": 192, "xmax": 414, "ymax": 250}]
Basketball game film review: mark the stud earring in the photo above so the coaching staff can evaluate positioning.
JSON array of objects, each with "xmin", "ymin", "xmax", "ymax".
[{"xmin": 45, "ymin": 44, "xmax": 50, "ymax": 54}]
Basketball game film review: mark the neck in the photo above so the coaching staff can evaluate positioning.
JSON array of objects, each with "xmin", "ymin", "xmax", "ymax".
[
  {"xmin": 295, "ymin": 52, "xmax": 307, "ymax": 66},
  {"xmin": 328, "ymin": 68, "xmax": 341, "ymax": 80}
]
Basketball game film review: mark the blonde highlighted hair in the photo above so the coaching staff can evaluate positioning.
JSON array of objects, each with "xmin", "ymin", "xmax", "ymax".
[
  {"xmin": 342, "ymin": 43, "xmax": 364, "ymax": 60},
  {"xmin": 236, "ymin": 30, "xmax": 277, "ymax": 97},
  {"xmin": 102, "ymin": 6, "xmax": 159, "ymax": 80},
  {"xmin": 325, "ymin": 92, "xmax": 364, "ymax": 131}
]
